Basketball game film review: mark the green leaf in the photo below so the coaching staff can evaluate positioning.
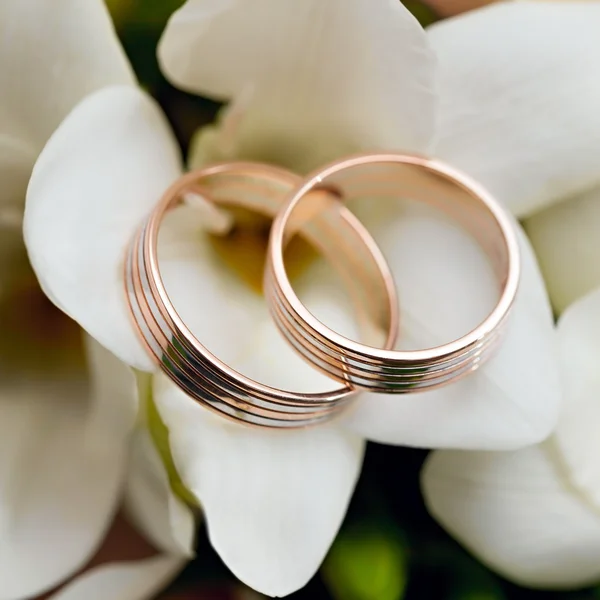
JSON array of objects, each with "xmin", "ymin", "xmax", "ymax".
[
  {"xmin": 144, "ymin": 375, "xmax": 199, "ymax": 507},
  {"xmin": 323, "ymin": 522, "xmax": 407, "ymax": 600}
]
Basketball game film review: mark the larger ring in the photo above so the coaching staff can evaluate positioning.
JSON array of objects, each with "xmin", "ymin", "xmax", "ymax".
[
  {"xmin": 124, "ymin": 162, "xmax": 399, "ymax": 428},
  {"xmin": 265, "ymin": 152, "xmax": 520, "ymax": 393}
]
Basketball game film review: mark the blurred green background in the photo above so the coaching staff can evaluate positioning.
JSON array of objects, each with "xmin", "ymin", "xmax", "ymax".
[{"xmin": 106, "ymin": 2, "xmax": 598, "ymax": 599}]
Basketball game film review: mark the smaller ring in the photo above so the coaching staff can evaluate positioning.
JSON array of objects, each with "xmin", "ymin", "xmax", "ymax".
[
  {"xmin": 265, "ymin": 152, "xmax": 520, "ymax": 393},
  {"xmin": 124, "ymin": 162, "xmax": 399, "ymax": 428}
]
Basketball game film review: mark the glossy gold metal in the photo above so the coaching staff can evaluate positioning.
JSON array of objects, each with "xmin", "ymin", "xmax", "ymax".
[
  {"xmin": 125, "ymin": 162, "xmax": 398, "ymax": 427},
  {"xmin": 265, "ymin": 153, "xmax": 520, "ymax": 393}
]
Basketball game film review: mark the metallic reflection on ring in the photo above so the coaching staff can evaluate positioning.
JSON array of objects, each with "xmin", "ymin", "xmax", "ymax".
[
  {"xmin": 265, "ymin": 152, "xmax": 520, "ymax": 394},
  {"xmin": 124, "ymin": 162, "xmax": 399, "ymax": 428}
]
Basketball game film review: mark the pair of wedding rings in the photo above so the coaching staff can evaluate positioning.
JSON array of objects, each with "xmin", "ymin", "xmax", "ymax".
[{"xmin": 125, "ymin": 153, "xmax": 519, "ymax": 429}]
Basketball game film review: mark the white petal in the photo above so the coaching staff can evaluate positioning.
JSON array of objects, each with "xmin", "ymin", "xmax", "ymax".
[
  {"xmin": 153, "ymin": 376, "xmax": 364, "ymax": 597},
  {"xmin": 153, "ymin": 206, "xmax": 364, "ymax": 597},
  {"xmin": 24, "ymin": 85, "xmax": 182, "ymax": 371},
  {"xmin": 155, "ymin": 200, "xmax": 360, "ymax": 401},
  {"xmin": 0, "ymin": 0, "xmax": 133, "ymax": 145},
  {"xmin": 552, "ymin": 288, "xmax": 600, "ymax": 513},
  {"xmin": 124, "ymin": 428, "xmax": 196, "ymax": 557},
  {"xmin": 0, "ymin": 337, "xmax": 137, "ymax": 599},
  {"xmin": 0, "ymin": 0, "xmax": 134, "ymax": 206},
  {"xmin": 50, "ymin": 556, "xmax": 184, "ymax": 600},
  {"xmin": 155, "ymin": 201, "xmax": 359, "ymax": 391},
  {"xmin": 343, "ymin": 203, "xmax": 560, "ymax": 449},
  {"xmin": 524, "ymin": 186, "xmax": 600, "ymax": 314},
  {"xmin": 155, "ymin": 206, "xmax": 264, "ymax": 372},
  {"xmin": 159, "ymin": 0, "xmax": 437, "ymax": 172},
  {"xmin": 429, "ymin": 1, "xmax": 600, "ymax": 217},
  {"xmin": 150, "ymin": 200, "xmax": 363, "ymax": 596},
  {"xmin": 421, "ymin": 442, "xmax": 600, "ymax": 589}
]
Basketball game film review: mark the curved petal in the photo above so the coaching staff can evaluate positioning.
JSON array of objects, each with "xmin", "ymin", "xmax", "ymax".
[
  {"xmin": 421, "ymin": 442, "xmax": 600, "ymax": 589},
  {"xmin": 159, "ymin": 0, "xmax": 437, "ymax": 172},
  {"xmin": 552, "ymin": 288, "xmax": 600, "ymax": 513},
  {"xmin": 49, "ymin": 556, "xmax": 184, "ymax": 600},
  {"xmin": 153, "ymin": 376, "xmax": 364, "ymax": 597},
  {"xmin": 24, "ymin": 85, "xmax": 182, "ymax": 371},
  {"xmin": 524, "ymin": 186, "xmax": 600, "ymax": 314},
  {"xmin": 124, "ymin": 428, "xmax": 196, "ymax": 557},
  {"xmin": 0, "ymin": 0, "xmax": 134, "ymax": 207},
  {"xmin": 0, "ymin": 0, "xmax": 133, "ymax": 145},
  {"xmin": 154, "ymin": 198, "xmax": 361, "ymax": 388},
  {"xmin": 0, "ymin": 337, "xmax": 137, "ymax": 600},
  {"xmin": 429, "ymin": 1, "xmax": 600, "ymax": 217},
  {"xmin": 144, "ymin": 207, "xmax": 366, "ymax": 596},
  {"xmin": 343, "ymin": 204, "xmax": 560, "ymax": 449}
]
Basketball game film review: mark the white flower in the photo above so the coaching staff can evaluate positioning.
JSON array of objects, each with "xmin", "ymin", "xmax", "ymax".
[
  {"xmin": 418, "ymin": 1, "xmax": 600, "ymax": 590},
  {"xmin": 23, "ymin": 0, "xmax": 596, "ymax": 596},
  {"xmin": 0, "ymin": 1, "xmax": 193, "ymax": 598}
]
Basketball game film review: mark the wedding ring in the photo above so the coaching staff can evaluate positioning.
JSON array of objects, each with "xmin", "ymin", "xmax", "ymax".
[
  {"xmin": 265, "ymin": 152, "xmax": 520, "ymax": 393},
  {"xmin": 125, "ymin": 162, "xmax": 398, "ymax": 428}
]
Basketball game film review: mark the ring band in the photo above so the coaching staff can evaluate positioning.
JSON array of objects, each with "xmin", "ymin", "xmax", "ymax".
[
  {"xmin": 124, "ymin": 162, "xmax": 399, "ymax": 428},
  {"xmin": 265, "ymin": 152, "xmax": 520, "ymax": 393}
]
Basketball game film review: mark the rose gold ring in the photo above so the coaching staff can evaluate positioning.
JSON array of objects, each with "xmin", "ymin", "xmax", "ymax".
[
  {"xmin": 124, "ymin": 162, "xmax": 399, "ymax": 428},
  {"xmin": 265, "ymin": 152, "xmax": 520, "ymax": 393}
]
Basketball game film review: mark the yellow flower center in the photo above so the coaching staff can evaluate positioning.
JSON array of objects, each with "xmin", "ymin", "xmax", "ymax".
[
  {"xmin": 145, "ymin": 382, "xmax": 199, "ymax": 507},
  {"xmin": 207, "ymin": 206, "xmax": 318, "ymax": 294}
]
